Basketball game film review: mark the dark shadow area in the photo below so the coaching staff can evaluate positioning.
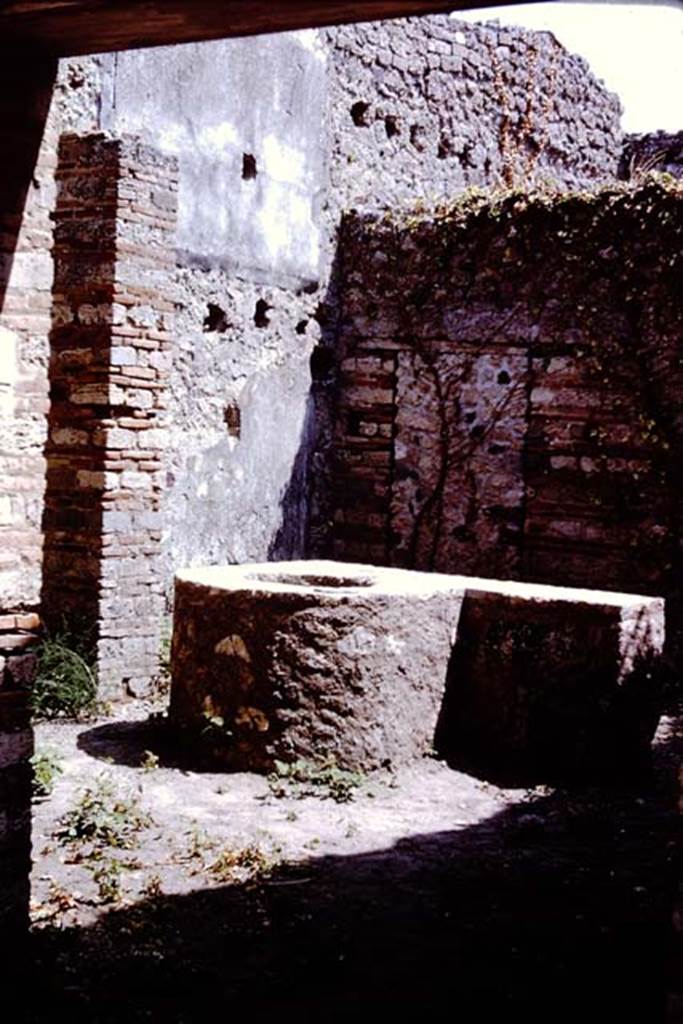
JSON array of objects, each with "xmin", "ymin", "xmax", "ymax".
[
  {"xmin": 0, "ymin": 50, "xmax": 56, "ymax": 972},
  {"xmin": 269, "ymin": 245, "xmax": 343, "ymax": 562},
  {"xmin": 28, "ymin": 707, "xmax": 683, "ymax": 1023},
  {"xmin": 435, "ymin": 600, "xmax": 671, "ymax": 788},
  {"xmin": 0, "ymin": 52, "xmax": 56, "ymax": 315},
  {"xmin": 76, "ymin": 715, "xmax": 241, "ymax": 774}
]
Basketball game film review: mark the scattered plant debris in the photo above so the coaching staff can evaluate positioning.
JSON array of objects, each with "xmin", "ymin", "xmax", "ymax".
[
  {"xmin": 208, "ymin": 843, "xmax": 281, "ymax": 884},
  {"xmin": 88, "ymin": 856, "xmax": 125, "ymax": 904},
  {"xmin": 54, "ymin": 773, "xmax": 152, "ymax": 851},
  {"xmin": 30, "ymin": 749, "xmax": 63, "ymax": 799},
  {"xmin": 268, "ymin": 758, "xmax": 366, "ymax": 803}
]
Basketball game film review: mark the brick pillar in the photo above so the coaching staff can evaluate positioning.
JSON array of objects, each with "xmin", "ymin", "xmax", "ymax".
[{"xmin": 42, "ymin": 134, "xmax": 177, "ymax": 698}]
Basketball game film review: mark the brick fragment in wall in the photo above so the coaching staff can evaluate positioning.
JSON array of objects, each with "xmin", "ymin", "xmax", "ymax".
[{"xmin": 41, "ymin": 133, "xmax": 177, "ymax": 698}]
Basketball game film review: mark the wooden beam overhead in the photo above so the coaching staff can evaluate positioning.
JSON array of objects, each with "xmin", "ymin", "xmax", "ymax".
[{"xmin": 0, "ymin": 0, "xmax": 542, "ymax": 58}]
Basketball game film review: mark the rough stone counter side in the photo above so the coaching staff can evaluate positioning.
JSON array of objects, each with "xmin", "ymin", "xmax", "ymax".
[
  {"xmin": 170, "ymin": 561, "xmax": 465, "ymax": 772},
  {"xmin": 170, "ymin": 561, "xmax": 665, "ymax": 779},
  {"xmin": 436, "ymin": 579, "xmax": 665, "ymax": 779}
]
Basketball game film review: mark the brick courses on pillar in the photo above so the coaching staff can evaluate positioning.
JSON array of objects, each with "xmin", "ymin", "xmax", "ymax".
[{"xmin": 42, "ymin": 133, "xmax": 178, "ymax": 697}]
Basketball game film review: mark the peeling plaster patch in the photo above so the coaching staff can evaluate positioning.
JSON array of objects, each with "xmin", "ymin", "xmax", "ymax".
[
  {"xmin": 157, "ymin": 123, "xmax": 186, "ymax": 154},
  {"xmin": 293, "ymin": 29, "xmax": 327, "ymax": 61},
  {"xmin": 200, "ymin": 121, "xmax": 239, "ymax": 152},
  {"xmin": 215, "ymin": 634, "xmax": 252, "ymax": 661},
  {"xmin": 337, "ymin": 626, "xmax": 377, "ymax": 655},
  {"xmin": 262, "ymin": 134, "xmax": 306, "ymax": 185},
  {"xmin": 256, "ymin": 186, "xmax": 318, "ymax": 267},
  {"xmin": 385, "ymin": 635, "xmax": 406, "ymax": 655}
]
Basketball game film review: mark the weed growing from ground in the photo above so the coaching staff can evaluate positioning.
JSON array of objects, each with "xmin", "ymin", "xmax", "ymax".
[
  {"xmin": 183, "ymin": 824, "xmax": 217, "ymax": 864},
  {"xmin": 156, "ymin": 620, "xmax": 172, "ymax": 695},
  {"xmin": 54, "ymin": 773, "xmax": 152, "ymax": 851},
  {"xmin": 31, "ymin": 631, "xmax": 97, "ymax": 720},
  {"xmin": 208, "ymin": 844, "xmax": 280, "ymax": 884},
  {"xmin": 141, "ymin": 874, "xmax": 163, "ymax": 899},
  {"xmin": 30, "ymin": 749, "xmax": 63, "ymax": 799},
  {"xmin": 141, "ymin": 749, "xmax": 160, "ymax": 772},
  {"xmin": 88, "ymin": 857, "xmax": 124, "ymax": 904},
  {"xmin": 268, "ymin": 758, "xmax": 365, "ymax": 803}
]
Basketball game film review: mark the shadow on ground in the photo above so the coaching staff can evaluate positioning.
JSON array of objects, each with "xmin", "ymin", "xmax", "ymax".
[
  {"xmin": 29, "ymin": 706, "xmax": 683, "ymax": 1024},
  {"xmin": 77, "ymin": 717, "xmax": 185, "ymax": 771}
]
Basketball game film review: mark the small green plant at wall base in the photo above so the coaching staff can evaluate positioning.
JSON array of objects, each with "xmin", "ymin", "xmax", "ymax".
[
  {"xmin": 268, "ymin": 758, "xmax": 366, "ymax": 803},
  {"xmin": 30, "ymin": 749, "xmax": 63, "ymax": 799},
  {"xmin": 55, "ymin": 773, "xmax": 152, "ymax": 851},
  {"xmin": 31, "ymin": 631, "xmax": 97, "ymax": 720},
  {"xmin": 157, "ymin": 619, "xmax": 172, "ymax": 694}
]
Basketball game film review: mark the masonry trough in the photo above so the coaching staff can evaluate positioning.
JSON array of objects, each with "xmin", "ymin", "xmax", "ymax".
[{"xmin": 170, "ymin": 561, "xmax": 665, "ymax": 779}]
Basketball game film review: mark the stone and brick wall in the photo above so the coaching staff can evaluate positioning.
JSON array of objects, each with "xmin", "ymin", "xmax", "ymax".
[
  {"xmin": 41, "ymin": 134, "xmax": 177, "ymax": 697},
  {"xmin": 0, "ymin": 57, "xmax": 105, "ymax": 614},
  {"xmin": 326, "ymin": 177, "xmax": 683, "ymax": 660},
  {"xmin": 0, "ymin": 20, "xmax": 626, "ymax": 639}
]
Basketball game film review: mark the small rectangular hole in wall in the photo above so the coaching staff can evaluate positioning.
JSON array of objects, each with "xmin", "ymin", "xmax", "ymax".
[
  {"xmin": 242, "ymin": 153, "xmax": 257, "ymax": 180},
  {"xmin": 224, "ymin": 402, "xmax": 241, "ymax": 438},
  {"xmin": 254, "ymin": 299, "xmax": 271, "ymax": 328}
]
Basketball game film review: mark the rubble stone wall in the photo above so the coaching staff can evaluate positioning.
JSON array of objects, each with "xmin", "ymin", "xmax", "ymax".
[
  {"xmin": 325, "ymin": 16, "xmax": 622, "ymax": 218},
  {"xmin": 328, "ymin": 178, "xmax": 683, "ymax": 659},
  {"xmin": 0, "ymin": 56, "xmax": 105, "ymax": 613}
]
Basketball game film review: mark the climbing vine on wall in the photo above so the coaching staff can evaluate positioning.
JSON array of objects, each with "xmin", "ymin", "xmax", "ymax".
[
  {"xmin": 335, "ymin": 175, "xmax": 683, "ymax": 613},
  {"xmin": 488, "ymin": 37, "xmax": 561, "ymax": 188}
]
